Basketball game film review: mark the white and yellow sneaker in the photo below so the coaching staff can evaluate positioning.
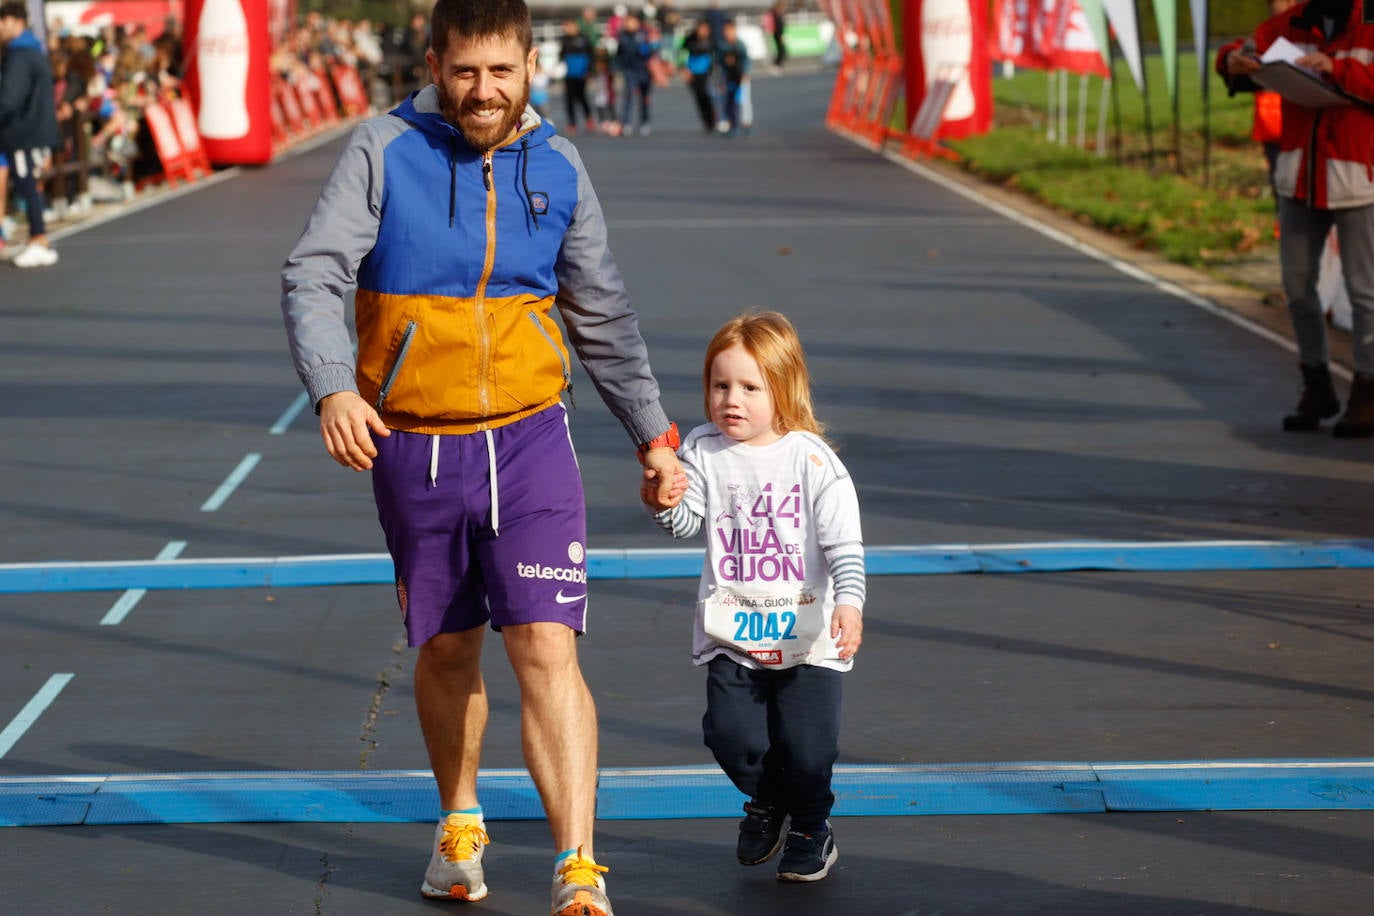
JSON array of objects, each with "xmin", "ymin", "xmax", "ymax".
[
  {"xmin": 420, "ymin": 813, "xmax": 489, "ymax": 900},
  {"xmin": 551, "ymin": 847, "xmax": 613, "ymax": 916}
]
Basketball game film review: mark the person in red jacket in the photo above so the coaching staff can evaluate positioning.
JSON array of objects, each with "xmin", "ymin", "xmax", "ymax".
[{"xmin": 1218, "ymin": 0, "xmax": 1374, "ymax": 436}]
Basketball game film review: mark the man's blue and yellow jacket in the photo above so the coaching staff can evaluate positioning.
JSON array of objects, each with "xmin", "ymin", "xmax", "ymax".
[{"xmin": 281, "ymin": 84, "xmax": 669, "ymax": 444}]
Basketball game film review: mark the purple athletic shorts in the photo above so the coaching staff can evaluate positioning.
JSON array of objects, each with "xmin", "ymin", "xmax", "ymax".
[{"xmin": 370, "ymin": 405, "xmax": 589, "ymax": 647}]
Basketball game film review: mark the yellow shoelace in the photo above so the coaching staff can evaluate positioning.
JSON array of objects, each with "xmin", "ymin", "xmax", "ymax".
[
  {"xmin": 439, "ymin": 820, "xmax": 489, "ymax": 862},
  {"xmin": 557, "ymin": 846, "xmax": 610, "ymax": 887}
]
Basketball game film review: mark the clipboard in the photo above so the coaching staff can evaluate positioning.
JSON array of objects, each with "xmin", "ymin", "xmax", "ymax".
[{"xmin": 1253, "ymin": 60, "xmax": 1370, "ymax": 110}]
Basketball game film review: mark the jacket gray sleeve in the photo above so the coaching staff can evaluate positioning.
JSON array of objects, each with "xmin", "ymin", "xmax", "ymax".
[
  {"xmin": 549, "ymin": 136, "xmax": 672, "ymax": 446},
  {"xmin": 280, "ymin": 121, "xmax": 386, "ymax": 410}
]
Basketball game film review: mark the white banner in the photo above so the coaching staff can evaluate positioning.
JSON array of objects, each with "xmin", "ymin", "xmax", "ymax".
[
  {"xmin": 1103, "ymin": 0, "xmax": 1144, "ymax": 91},
  {"xmin": 1190, "ymin": 0, "xmax": 1210, "ymax": 89}
]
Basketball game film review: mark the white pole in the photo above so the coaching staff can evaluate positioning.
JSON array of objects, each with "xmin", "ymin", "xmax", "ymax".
[
  {"xmin": 1096, "ymin": 76, "xmax": 1110, "ymax": 157},
  {"xmin": 1059, "ymin": 69, "xmax": 1069, "ymax": 145},
  {"xmin": 1047, "ymin": 70, "xmax": 1057, "ymax": 142},
  {"xmin": 1077, "ymin": 72, "xmax": 1089, "ymax": 149}
]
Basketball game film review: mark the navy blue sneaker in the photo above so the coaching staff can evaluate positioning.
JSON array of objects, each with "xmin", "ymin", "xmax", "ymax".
[
  {"xmin": 777, "ymin": 824, "xmax": 838, "ymax": 882},
  {"xmin": 736, "ymin": 801, "xmax": 787, "ymax": 865}
]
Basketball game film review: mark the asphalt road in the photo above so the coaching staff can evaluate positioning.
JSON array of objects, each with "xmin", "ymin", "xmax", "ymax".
[{"xmin": 2, "ymin": 70, "xmax": 1373, "ymax": 914}]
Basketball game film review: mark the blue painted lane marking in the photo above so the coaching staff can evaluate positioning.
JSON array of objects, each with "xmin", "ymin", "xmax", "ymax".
[
  {"xmin": 200, "ymin": 452, "xmax": 262, "ymax": 512},
  {"xmin": 7, "ymin": 540, "xmax": 1374, "ymax": 594},
  {"xmin": 0, "ymin": 675, "xmax": 75, "ymax": 760},
  {"xmin": 3, "ymin": 760, "xmax": 1374, "ymax": 827},
  {"xmin": 100, "ymin": 541, "xmax": 187, "ymax": 626}
]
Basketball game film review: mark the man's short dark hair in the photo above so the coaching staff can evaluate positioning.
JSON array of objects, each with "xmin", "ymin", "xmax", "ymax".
[
  {"xmin": 0, "ymin": 1, "xmax": 29, "ymax": 21},
  {"xmin": 430, "ymin": 0, "xmax": 533, "ymax": 55}
]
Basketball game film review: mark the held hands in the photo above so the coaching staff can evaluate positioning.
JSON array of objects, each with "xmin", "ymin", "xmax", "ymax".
[
  {"xmin": 640, "ymin": 447, "xmax": 687, "ymax": 511},
  {"xmin": 832, "ymin": 605, "xmax": 863, "ymax": 660},
  {"xmin": 319, "ymin": 391, "xmax": 390, "ymax": 471}
]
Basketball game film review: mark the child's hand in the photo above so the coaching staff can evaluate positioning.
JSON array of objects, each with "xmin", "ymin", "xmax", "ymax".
[
  {"xmin": 641, "ymin": 465, "xmax": 688, "ymax": 511},
  {"xmin": 832, "ymin": 605, "xmax": 863, "ymax": 660}
]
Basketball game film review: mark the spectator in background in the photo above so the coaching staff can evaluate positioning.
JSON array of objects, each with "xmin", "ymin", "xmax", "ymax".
[
  {"xmin": 716, "ymin": 18, "xmax": 750, "ymax": 136},
  {"xmin": 614, "ymin": 13, "xmax": 657, "ymax": 136},
  {"xmin": 768, "ymin": 1, "xmax": 787, "ymax": 71},
  {"xmin": 0, "ymin": 150, "xmax": 10, "ymax": 256},
  {"xmin": 705, "ymin": 1, "xmax": 728, "ymax": 42},
  {"xmin": 530, "ymin": 56, "xmax": 551, "ymax": 119},
  {"xmin": 0, "ymin": 1, "xmax": 61, "ymax": 267},
  {"xmin": 578, "ymin": 5, "xmax": 600, "ymax": 46},
  {"xmin": 559, "ymin": 17, "xmax": 593, "ymax": 134},
  {"xmin": 590, "ymin": 46, "xmax": 616, "ymax": 134},
  {"xmin": 1218, "ymin": 0, "xmax": 1374, "ymax": 437},
  {"xmin": 679, "ymin": 19, "xmax": 717, "ymax": 132}
]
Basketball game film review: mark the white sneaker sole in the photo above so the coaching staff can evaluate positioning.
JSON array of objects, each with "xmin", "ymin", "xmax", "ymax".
[{"xmin": 777, "ymin": 843, "xmax": 838, "ymax": 882}]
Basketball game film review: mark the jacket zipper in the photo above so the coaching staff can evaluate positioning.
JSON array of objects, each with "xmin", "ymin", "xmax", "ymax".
[
  {"xmin": 475, "ymin": 150, "xmax": 497, "ymax": 423},
  {"xmin": 375, "ymin": 320, "xmax": 417, "ymax": 410},
  {"xmin": 527, "ymin": 311, "xmax": 575, "ymax": 407}
]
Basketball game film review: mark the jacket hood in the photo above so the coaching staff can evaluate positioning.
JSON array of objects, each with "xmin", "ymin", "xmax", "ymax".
[{"xmin": 391, "ymin": 84, "xmax": 554, "ymax": 152}]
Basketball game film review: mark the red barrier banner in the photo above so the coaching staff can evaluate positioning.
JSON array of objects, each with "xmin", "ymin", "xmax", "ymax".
[
  {"xmin": 1036, "ymin": 0, "xmax": 1110, "ymax": 76},
  {"xmin": 183, "ymin": 0, "xmax": 274, "ymax": 166},
  {"xmin": 904, "ymin": 0, "xmax": 992, "ymax": 140},
  {"xmin": 992, "ymin": 0, "xmax": 1048, "ymax": 67}
]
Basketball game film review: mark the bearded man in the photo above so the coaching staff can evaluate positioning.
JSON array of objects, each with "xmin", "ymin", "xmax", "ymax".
[
  {"xmin": 1219, "ymin": 0, "xmax": 1374, "ymax": 436},
  {"xmin": 280, "ymin": 1, "xmax": 683, "ymax": 913}
]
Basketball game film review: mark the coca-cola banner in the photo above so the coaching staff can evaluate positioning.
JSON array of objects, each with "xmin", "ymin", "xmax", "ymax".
[
  {"xmin": 183, "ymin": 0, "xmax": 273, "ymax": 165},
  {"xmin": 903, "ymin": 0, "xmax": 992, "ymax": 139}
]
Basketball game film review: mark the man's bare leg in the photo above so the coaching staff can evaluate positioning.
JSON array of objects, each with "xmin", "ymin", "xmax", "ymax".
[
  {"xmin": 501, "ymin": 622, "xmax": 598, "ymax": 857},
  {"xmin": 415, "ymin": 627, "xmax": 488, "ymax": 810}
]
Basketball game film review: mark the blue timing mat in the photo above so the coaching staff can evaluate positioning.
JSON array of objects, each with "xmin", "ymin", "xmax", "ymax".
[
  {"xmin": 6, "ymin": 540, "xmax": 1374, "ymax": 593},
  {"xmin": 4, "ymin": 760, "xmax": 1374, "ymax": 827}
]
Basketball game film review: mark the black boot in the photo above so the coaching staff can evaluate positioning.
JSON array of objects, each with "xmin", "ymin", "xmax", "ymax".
[
  {"xmin": 1333, "ymin": 372, "xmax": 1374, "ymax": 438},
  {"xmin": 1282, "ymin": 363, "xmax": 1341, "ymax": 431}
]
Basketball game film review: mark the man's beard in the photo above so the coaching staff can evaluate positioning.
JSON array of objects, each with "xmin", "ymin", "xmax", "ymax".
[{"xmin": 438, "ymin": 80, "xmax": 529, "ymax": 151}]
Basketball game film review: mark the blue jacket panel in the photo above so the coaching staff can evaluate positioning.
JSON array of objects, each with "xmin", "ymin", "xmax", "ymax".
[{"xmin": 357, "ymin": 92, "xmax": 578, "ymax": 301}]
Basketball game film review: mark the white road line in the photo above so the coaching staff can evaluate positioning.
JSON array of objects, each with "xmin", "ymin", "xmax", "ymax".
[
  {"xmin": 201, "ymin": 453, "xmax": 262, "ymax": 512},
  {"xmin": 100, "ymin": 541, "xmax": 188, "ymax": 626},
  {"xmin": 0, "ymin": 674, "xmax": 74, "ymax": 759},
  {"xmin": 270, "ymin": 392, "xmax": 310, "ymax": 435}
]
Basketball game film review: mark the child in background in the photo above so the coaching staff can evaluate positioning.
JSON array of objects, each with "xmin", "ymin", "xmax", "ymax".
[
  {"xmin": 590, "ymin": 48, "xmax": 616, "ymax": 134},
  {"xmin": 643, "ymin": 311, "xmax": 865, "ymax": 883},
  {"xmin": 530, "ymin": 58, "xmax": 551, "ymax": 120}
]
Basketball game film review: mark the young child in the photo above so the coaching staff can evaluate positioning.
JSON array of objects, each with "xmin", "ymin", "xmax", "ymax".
[{"xmin": 643, "ymin": 310, "xmax": 865, "ymax": 883}]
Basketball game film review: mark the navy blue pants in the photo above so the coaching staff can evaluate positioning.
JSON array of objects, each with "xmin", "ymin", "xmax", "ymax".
[{"xmin": 702, "ymin": 655, "xmax": 842, "ymax": 830}]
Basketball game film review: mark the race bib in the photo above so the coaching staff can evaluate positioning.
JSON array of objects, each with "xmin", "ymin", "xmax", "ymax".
[{"xmin": 702, "ymin": 588, "xmax": 827, "ymax": 668}]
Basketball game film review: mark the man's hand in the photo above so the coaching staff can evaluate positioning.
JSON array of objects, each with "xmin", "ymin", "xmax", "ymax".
[
  {"xmin": 1296, "ymin": 52, "xmax": 1334, "ymax": 75},
  {"xmin": 1225, "ymin": 50, "xmax": 1263, "ymax": 76},
  {"xmin": 319, "ymin": 391, "xmax": 390, "ymax": 471},
  {"xmin": 640, "ymin": 447, "xmax": 684, "ymax": 511},
  {"xmin": 832, "ymin": 604, "xmax": 863, "ymax": 660}
]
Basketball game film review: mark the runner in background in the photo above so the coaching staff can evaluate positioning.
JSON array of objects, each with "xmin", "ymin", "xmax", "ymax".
[{"xmin": 678, "ymin": 18, "xmax": 717, "ymax": 132}]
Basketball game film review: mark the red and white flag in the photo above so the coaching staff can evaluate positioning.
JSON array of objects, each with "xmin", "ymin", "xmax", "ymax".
[
  {"xmin": 990, "ymin": 0, "xmax": 1048, "ymax": 68},
  {"xmin": 1037, "ymin": 0, "xmax": 1110, "ymax": 76}
]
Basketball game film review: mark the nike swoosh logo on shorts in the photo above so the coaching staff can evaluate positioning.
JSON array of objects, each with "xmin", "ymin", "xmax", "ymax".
[{"xmin": 556, "ymin": 590, "xmax": 586, "ymax": 605}]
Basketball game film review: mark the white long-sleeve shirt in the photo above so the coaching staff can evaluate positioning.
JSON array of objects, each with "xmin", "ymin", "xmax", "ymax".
[{"xmin": 655, "ymin": 423, "xmax": 865, "ymax": 672}]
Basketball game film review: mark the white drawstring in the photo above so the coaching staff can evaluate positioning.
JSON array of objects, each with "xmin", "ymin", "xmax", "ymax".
[
  {"xmin": 485, "ymin": 428, "xmax": 500, "ymax": 536},
  {"xmin": 428, "ymin": 434, "xmax": 440, "ymax": 488}
]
